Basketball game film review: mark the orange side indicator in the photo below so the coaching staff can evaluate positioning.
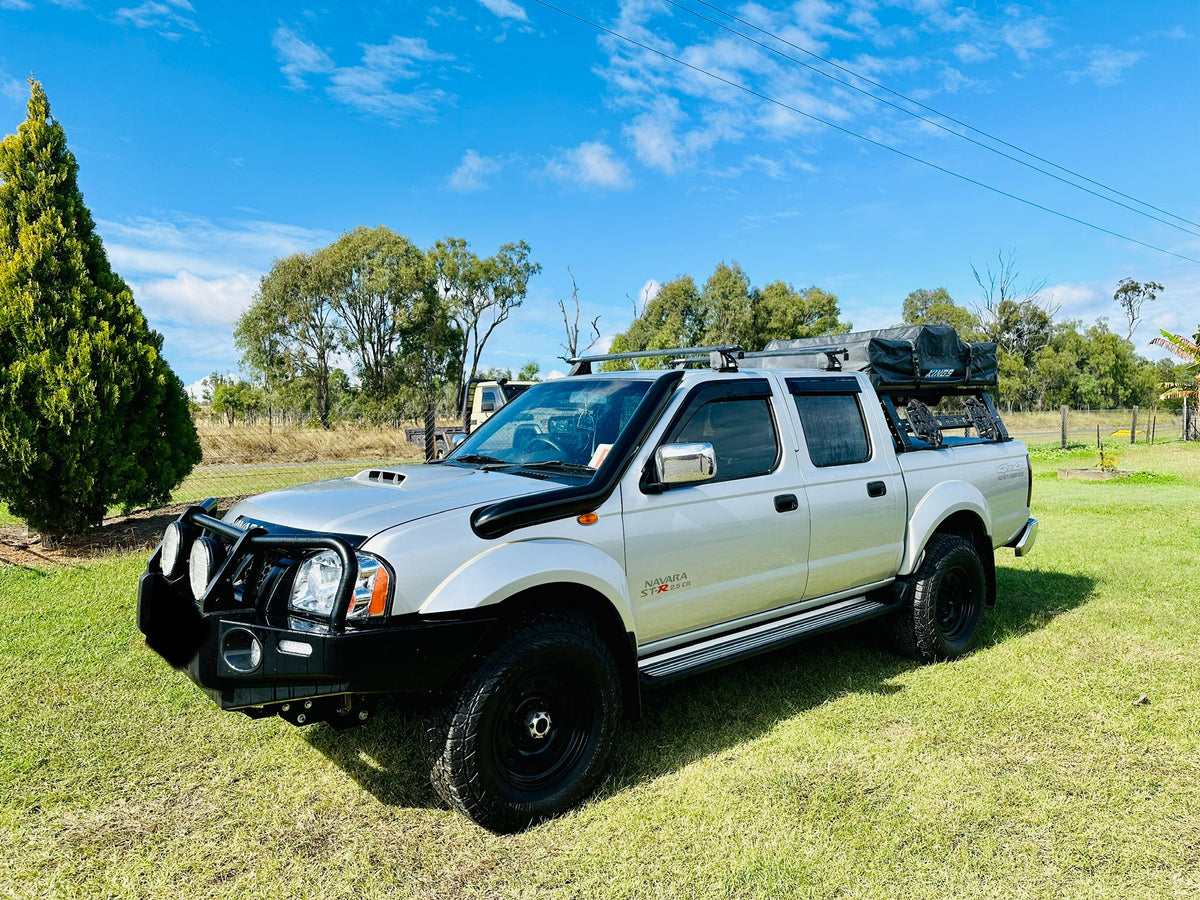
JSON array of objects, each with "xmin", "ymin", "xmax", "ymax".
[
  {"xmin": 577, "ymin": 513, "xmax": 599, "ymax": 526},
  {"xmin": 369, "ymin": 566, "xmax": 390, "ymax": 616}
]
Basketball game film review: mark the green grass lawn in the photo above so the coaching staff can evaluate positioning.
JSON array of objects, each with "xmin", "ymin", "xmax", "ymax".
[{"xmin": 2, "ymin": 444, "xmax": 1199, "ymax": 898}]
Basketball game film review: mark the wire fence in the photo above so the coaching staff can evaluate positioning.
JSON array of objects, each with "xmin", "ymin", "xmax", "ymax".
[
  {"xmin": 1003, "ymin": 408, "xmax": 1193, "ymax": 447},
  {"xmin": 174, "ymin": 420, "xmax": 430, "ymax": 504}
]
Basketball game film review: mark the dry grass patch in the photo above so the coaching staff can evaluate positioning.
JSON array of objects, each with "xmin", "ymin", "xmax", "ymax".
[{"xmin": 196, "ymin": 419, "xmax": 429, "ymax": 465}]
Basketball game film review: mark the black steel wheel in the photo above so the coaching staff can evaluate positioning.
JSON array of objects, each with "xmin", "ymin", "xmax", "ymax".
[
  {"xmin": 888, "ymin": 533, "xmax": 986, "ymax": 661},
  {"xmin": 424, "ymin": 614, "xmax": 621, "ymax": 833}
]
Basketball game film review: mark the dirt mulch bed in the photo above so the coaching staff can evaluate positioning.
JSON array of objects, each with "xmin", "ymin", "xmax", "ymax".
[{"xmin": 0, "ymin": 498, "xmax": 247, "ymax": 569}]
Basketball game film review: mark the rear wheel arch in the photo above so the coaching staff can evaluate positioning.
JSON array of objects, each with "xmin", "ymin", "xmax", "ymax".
[
  {"xmin": 888, "ymin": 532, "xmax": 987, "ymax": 661},
  {"xmin": 932, "ymin": 510, "xmax": 995, "ymax": 606}
]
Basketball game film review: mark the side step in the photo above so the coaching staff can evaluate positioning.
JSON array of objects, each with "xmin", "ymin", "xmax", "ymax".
[{"xmin": 638, "ymin": 595, "xmax": 896, "ymax": 685}]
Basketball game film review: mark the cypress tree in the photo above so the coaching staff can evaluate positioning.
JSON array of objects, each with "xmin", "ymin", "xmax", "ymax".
[{"xmin": 0, "ymin": 80, "xmax": 201, "ymax": 539}]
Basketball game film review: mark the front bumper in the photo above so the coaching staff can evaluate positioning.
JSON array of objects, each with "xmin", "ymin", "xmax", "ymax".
[{"xmin": 136, "ymin": 504, "xmax": 496, "ymax": 710}]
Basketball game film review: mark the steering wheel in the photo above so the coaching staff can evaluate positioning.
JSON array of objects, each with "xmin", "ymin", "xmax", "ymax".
[{"xmin": 526, "ymin": 435, "xmax": 563, "ymax": 454}]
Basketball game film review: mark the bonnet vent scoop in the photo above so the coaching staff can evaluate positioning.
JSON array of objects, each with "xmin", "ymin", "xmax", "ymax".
[{"xmin": 362, "ymin": 469, "xmax": 406, "ymax": 487}]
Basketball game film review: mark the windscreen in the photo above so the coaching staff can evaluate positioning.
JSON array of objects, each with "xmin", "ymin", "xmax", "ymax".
[{"xmin": 448, "ymin": 378, "xmax": 652, "ymax": 473}]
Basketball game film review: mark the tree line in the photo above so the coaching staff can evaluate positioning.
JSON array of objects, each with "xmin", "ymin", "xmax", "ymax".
[
  {"xmin": 898, "ymin": 251, "xmax": 1189, "ymax": 413},
  {"xmin": 603, "ymin": 252, "xmax": 1193, "ymax": 415},
  {"xmin": 222, "ymin": 246, "xmax": 1195, "ymax": 422},
  {"xmin": 602, "ymin": 261, "xmax": 850, "ymax": 369},
  {"xmin": 230, "ymin": 227, "xmax": 539, "ymax": 430}
]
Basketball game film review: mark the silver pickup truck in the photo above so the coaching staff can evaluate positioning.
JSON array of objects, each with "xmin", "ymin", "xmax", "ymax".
[{"xmin": 138, "ymin": 326, "xmax": 1036, "ymax": 833}]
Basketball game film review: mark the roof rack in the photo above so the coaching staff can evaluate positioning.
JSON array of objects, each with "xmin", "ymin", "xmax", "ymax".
[{"xmin": 564, "ymin": 344, "xmax": 848, "ymax": 376}]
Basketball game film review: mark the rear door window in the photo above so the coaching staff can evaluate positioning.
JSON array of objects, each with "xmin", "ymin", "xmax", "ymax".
[{"xmin": 788, "ymin": 377, "xmax": 871, "ymax": 468}]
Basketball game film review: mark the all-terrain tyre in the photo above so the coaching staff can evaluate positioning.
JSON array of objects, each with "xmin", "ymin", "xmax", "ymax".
[
  {"xmin": 888, "ymin": 533, "xmax": 986, "ymax": 661},
  {"xmin": 423, "ymin": 614, "xmax": 622, "ymax": 833}
]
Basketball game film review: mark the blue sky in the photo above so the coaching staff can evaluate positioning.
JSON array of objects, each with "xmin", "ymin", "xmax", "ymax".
[{"xmin": 2, "ymin": 0, "xmax": 1197, "ymax": 389}]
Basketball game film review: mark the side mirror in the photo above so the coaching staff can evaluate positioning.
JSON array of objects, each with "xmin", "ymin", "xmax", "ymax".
[
  {"xmin": 450, "ymin": 433, "xmax": 467, "ymax": 449},
  {"xmin": 654, "ymin": 442, "xmax": 717, "ymax": 486}
]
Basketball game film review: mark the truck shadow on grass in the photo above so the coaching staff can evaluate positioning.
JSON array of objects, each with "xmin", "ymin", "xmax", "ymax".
[{"xmin": 304, "ymin": 566, "xmax": 1094, "ymax": 814}]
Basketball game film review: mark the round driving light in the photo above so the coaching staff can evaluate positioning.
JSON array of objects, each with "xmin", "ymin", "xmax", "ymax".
[
  {"xmin": 188, "ymin": 536, "xmax": 224, "ymax": 600},
  {"xmin": 163, "ymin": 520, "xmax": 183, "ymax": 578},
  {"xmin": 221, "ymin": 628, "xmax": 263, "ymax": 673},
  {"xmin": 160, "ymin": 520, "xmax": 193, "ymax": 578}
]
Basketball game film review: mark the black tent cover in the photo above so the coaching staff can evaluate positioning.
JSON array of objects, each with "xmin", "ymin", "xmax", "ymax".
[{"xmin": 759, "ymin": 325, "xmax": 997, "ymax": 391}]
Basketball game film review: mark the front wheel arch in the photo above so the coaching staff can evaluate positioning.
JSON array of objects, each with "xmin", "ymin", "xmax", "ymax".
[{"xmin": 423, "ymin": 612, "xmax": 622, "ymax": 833}]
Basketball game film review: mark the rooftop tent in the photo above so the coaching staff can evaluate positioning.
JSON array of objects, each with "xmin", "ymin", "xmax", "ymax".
[{"xmin": 760, "ymin": 325, "xmax": 998, "ymax": 391}]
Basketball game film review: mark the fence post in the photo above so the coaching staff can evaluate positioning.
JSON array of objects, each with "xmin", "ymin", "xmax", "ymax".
[
  {"xmin": 1060, "ymin": 406, "xmax": 1069, "ymax": 449},
  {"xmin": 1130, "ymin": 406, "xmax": 1138, "ymax": 445},
  {"xmin": 1186, "ymin": 396, "xmax": 1191, "ymax": 442}
]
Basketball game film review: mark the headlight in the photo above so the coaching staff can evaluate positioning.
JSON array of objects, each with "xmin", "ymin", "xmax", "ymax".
[
  {"xmin": 160, "ymin": 521, "xmax": 189, "ymax": 577},
  {"xmin": 188, "ymin": 536, "xmax": 225, "ymax": 600},
  {"xmin": 289, "ymin": 551, "xmax": 391, "ymax": 621},
  {"xmin": 290, "ymin": 550, "xmax": 344, "ymax": 617}
]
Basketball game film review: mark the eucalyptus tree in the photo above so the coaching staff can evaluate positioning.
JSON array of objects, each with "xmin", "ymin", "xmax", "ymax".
[
  {"xmin": 431, "ymin": 237, "xmax": 541, "ymax": 391},
  {"xmin": 319, "ymin": 226, "xmax": 427, "ymax": 411},
  {"xmin": 1114, "ymin": 277, "xmax": 1164, "ymax": 340},
  {"xmin": 235, "ymin": 252, "xmax": 340, "ymax": 428},
  {"xmin": 901, "ymin": 287, "xmax": 981, "ymax": 338},
  {"xmin": 752, "ymin": 281, "xmax": 850, "ymax": 348}
]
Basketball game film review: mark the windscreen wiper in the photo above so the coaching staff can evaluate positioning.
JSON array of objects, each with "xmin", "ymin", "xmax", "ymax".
[
  {"xmin": 448, "ymin": 454, "xmax": 512, "ymax": 469},
  {"xmin": 518, "ymin": 460, "xmax": 596, "ymax": 475}
]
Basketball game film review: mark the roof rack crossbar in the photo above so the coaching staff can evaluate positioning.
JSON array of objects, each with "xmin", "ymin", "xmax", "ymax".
[
  {"xmin": 566, "ymin": 345, "xmax": 742, "ymax": 375},
  {"xmin": 565, "ymin": 343, "xmax": 851, "ymax": 375}
]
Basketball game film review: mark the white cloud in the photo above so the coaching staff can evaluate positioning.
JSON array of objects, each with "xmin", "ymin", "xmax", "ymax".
[
  {"xmin": 0, "ymin": 0, "xmax": 32, "ymax": 10},
  {"xmin": 448, "ymin": 149, "xmax": 503, "ymax": 192},
  {"xmin": 626, "ymin": 100, "xmax": 685, "ymax": 174},
  {"xmin": 134, "ymin": 271, "xmax": 257, "ymax": 326},
  {"xmin": 639, "ymin": 279, "xmax": 662, "ymax": 309},
  {"xmin": 2, "ymin": 72, "xmax": 25, "ymax": 104},
  {"xmin": 94, "ymin": 215, "xmax": 336, "ymax": 380},
  {"xmin": 546, "ymin": 141, "xmax": 632, "ymax": 189},
  {"xmin": 272, "ymin": 27, "xmax": 334, "ymax": 88},
  {"xmin": 98, "ymin": 215, "xmax": 332, "ymax": 334},
  {"xmin": 115, "ymin": 0, "xmax": 199, "ymax": 38},
  {"xmin": 100, "ymin": 216, "xmax": 331, "ymax": 273},
  {"xmin": 272, "ymin": 26, "xmax": 455, "ymax": 121},
  {"xmin": 1068, "ymin": 47, "xmax": 1142, "ymax": 86},
  {"xmin": 477, "ymin": 0, "xmax": 528, "ymax": 22},
  {"xmin": 939, "ymin": 66, "xmax": 986, "ymax": 94},
  {"xmin": 954, "ymin": 42, "xmax": 995, "ymax": 64},
  {"xmin": 1001, "ymin": 13, "xmax": 1054, "ymax": 61}
]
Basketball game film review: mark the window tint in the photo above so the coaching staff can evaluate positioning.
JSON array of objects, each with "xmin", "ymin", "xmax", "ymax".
[
  {"xmin": 673, "ymin": 397, "xmax": 779, "ymax": 481},
  {"xmin": 481, "ymin": 388, "xmax": 499, "ymax": 406},
  {"xmin": 794, "ymin": 394, "xmax": 871, "ymax": 467}
]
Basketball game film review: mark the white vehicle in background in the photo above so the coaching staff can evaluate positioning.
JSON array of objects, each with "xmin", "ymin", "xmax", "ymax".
[
  {"xmin": 405, "ymin": 377, "xmax": 535, "ymax": 458},
  {"xmin": 138, "ymin": 326, "xmax": 1036, "ymax": 833}
]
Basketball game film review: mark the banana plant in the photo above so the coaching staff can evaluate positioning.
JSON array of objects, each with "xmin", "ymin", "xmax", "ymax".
[{"xmin": 1151, "ymin": 329, "xmax": 1200, "ymax": 438}]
